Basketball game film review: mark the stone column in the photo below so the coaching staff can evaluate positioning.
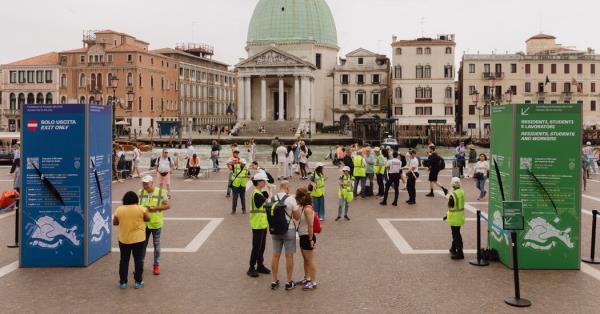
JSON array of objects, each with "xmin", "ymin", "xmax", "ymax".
[
  {"xmin": 294, "ymin": 76, "xmax": 300, "ymax": 120},
  {"xmin": 237, "ymin": 76, "xmax": 245, "ymax": 120},
  {"xmin": 301, "ymin": 76, "xmax": 310, "ymax": 121},
  {"xmin": 244, "ymin": 77, "xmax": 252, "ymax": 120},
  {"xmin": 260, "ymin": 77, "xmax": 267, "ymax": 121},
  {"xmin": 310, "ymin": 78, "xmax": 315, "ymax": 133},
  {"xmin": 278, "ymin": 77, "xmax": 285, "ymax": 121}
]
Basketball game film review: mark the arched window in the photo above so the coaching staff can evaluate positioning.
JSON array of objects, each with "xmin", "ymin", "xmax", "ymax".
[
  {"xmin": 340, "ymin": 90, "xmax": 350, "ymax": 105},
  {"xmin": 89, "ymin": 96, "xmax": 95, "ymax": 104},
  {"xmin": 424, "ymin": 65, "xmax": 431, "ymax": 78},
  {"xmin": 150, "ymin": 97, "xmax": 154, "ymax": 112},
  {"xmin": 416, "ymin": 66, "xmax": 424, "ymax": 79},
  {"xmin": 372, "ymin": 91, "xmax": 381, "ymax": 106},
  {"xmin": 425, "ymin": 47, "xmax": 431, "ymax": 54},
  {"xmin": 394, "ymin": 66, "xmax": 402, "ymax": 79},
  {"xmin": 138, "ymin": 97, "xmax": 142, "ymax": 111},
  {"xmin": 160, "ymin": 98, "xmax": 164, "ymax": 111},
  {"xmin": 139, "ymin": 74, "xmax": 143, "ymax": 87},
  {"xmin": 161, "ymin": 77, "xmax": 165, "ymax": 90},
  {"xmin": 445, "ymin": 87, "xmax": 453, "ymax": 99},
  {"xmin": 9, "ymin": 93, "xmax": 16, "ymax": 110},
  {"xmin": 60, "ymin": 74, "xmax": 67, "ymax": 88},
  {"xmin": 97, "ymin": 73, "xmax": 102, "ymax": 89},
  {"xmin": 416, "ymin": 48, "xmax": 423, "ymax": 55},
  {"xmin": 36, "ymin": 93, "xmax": 44, "ymax": 104},
  {"xmin": 107, "ymin": 73, "xmax": 113, "ymax": 87},
  {"xmin": 424, "ymin": 87, "xmax": 432, "ymax": 99},
  {"xmin": 18, "ymin": 93, "xmax": 25, "ymax": 108},
  {"xmin": 80, "ymin": 96, "xmax": 86, "ymax": 104},
  {"xmin": 79, "ymin": 73, "xmax": 86, "ymax": 87},
  {"xmin": 416, "ymin": 87, "xmax": 423, "ymax": 99},
  {"xmin": 151, "ymin": 76, "xmax": 154, "ymax": 89},
  {"xmin": 27, "ymin": 93, "xmax": 35, "ymax": 104},
  {"xmin": 90, "ymin": 73, "xmax": 97, "ymax": 90},
  {"xmin": 60, "ymin": 96, "xmax": 66, "ymax": 104},
  {"xmin": 127, "ymin": 72, "xmax": 133, "ymax": 87},
  {"xmin": 395, "ymin": 87, "xmax": 402, "ymax": 99},
  {"xmin": 340, "ymin": 114, "xmax": 350, "ymax": 127},
  {"xmin": 45, "ymin": 93, "xmax": 53, "ymax": 104},
  {"xmin": 445, "ymin": 47, "xmax": 452, "ymax": 54}
]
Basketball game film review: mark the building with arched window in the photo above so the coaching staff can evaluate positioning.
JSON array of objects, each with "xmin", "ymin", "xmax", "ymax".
[
  {"xmin": 58, "ymin": 30, "xmax": 179, "ymax": 134},
  {"xmin": 333, "ymin": 48, "xmax": 390, "ymax": 125},
  {"xmin": 391, "ymin": 34, "xmax": 456, "ymax": 129},
  {"xmin": 0, "ymin": 52, "xmax": 59, "ymax": 131}
]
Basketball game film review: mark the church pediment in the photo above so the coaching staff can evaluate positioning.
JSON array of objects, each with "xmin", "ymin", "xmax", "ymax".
[{"xmin": 236, "ymin": 48, "xmax": 316, "ymax": 69}]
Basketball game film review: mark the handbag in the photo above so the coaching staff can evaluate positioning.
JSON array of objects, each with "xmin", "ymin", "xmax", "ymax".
[
  {"xmin": 474, "ymin": 172, "xmax": 484, "ymax": 179},
  {"xmin": 229, "ymin": 166, "xmax": 244, "ymax": 188}
]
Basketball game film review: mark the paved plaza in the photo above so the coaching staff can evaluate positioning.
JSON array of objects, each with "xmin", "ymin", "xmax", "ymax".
[{"xmin": 1, "ymin": 164, "xmax": 600, "ymax": 313}]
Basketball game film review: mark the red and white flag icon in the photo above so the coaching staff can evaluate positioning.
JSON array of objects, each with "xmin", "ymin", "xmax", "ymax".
[{"xmin": 27, "ymin": 120, "xmax": 38, "ymax": 132}]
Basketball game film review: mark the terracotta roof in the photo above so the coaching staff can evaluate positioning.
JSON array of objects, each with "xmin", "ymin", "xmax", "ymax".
[
  {"xmin": 527, "ymin": 33, "xmax": 556, "ymax": 41},
  {"xmin": 6, "ymin": 52, "xmax": 59, "ymax": 66},
  {"xmin": 152, "ymin": 48, "xmax": 230, "ymax": 67},
  {"xmin": 392, "ymin": 38, "xmax": 455, "ymax": 47}
]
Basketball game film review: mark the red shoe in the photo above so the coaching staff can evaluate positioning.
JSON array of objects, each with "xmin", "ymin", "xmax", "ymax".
[{"xmin": 153, "ymin": 264, "xmax": 160, "ymax": 276}]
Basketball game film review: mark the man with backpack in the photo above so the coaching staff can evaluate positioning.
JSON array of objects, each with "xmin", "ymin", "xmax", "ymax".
[
  {"xmin": 425, "ymin": 146, "xmax": 449, "ymax": 198},
  {"xmin": 268, "ymin": 181, "xmax": 300, "ymax": 290}
]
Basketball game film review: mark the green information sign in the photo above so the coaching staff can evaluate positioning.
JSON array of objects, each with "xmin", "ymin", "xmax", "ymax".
[
  {"xmin": 489, "ymin": 104, "xmax": 581, "ymax": 270},
  {"xmin": 502, "ymin": 201, "xmax": 524, "ymax": 231},
  {"xmin": 428, "ymin": 119, "xmax": 447, "ymax": 124}
]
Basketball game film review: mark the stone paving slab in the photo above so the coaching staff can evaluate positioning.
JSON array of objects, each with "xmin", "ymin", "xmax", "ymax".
[{"xmin": 0, "ymin": 168, "xmax": 600, "ymax": 313}]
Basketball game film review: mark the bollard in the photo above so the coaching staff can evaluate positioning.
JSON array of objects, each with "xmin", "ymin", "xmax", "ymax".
[
  {"xmin": 7, "ymin": 203, "xmax": 19, "ymax": 248},
  {"xmin": 582, "ymin": 210, "xmax": 600, "ymax": 264},
  {"xmin": 504, "ymin": 231, "xmax": 532, "ymax": 307},
  {"xmin": 469, "ymin": 210, "xmax": 490, "ymax": 267}
]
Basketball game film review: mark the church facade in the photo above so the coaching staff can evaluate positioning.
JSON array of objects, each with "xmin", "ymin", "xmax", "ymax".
[{"xmin": 236, "ymin": 0, "xmax": 339, "ymax": 132}]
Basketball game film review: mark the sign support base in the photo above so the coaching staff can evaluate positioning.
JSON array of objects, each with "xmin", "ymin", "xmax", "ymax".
[
  {"xmin": 504, "ymin": 297, "xmax": 532, "ymax": 308},
  {"xmin": 581, "ymin": 257, "xmax": 600, "ymax": 264}
]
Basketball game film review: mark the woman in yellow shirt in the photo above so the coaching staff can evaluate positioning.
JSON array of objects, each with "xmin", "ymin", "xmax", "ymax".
[{"xmin": 113, "ymin": 191, "xmax": 150, "ymax": 289}]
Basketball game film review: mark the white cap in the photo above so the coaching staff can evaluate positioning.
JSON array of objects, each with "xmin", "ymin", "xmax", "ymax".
[
  {"xmin": 254, "ymin": 172, "xmax": 269, "ymax": 181},
  {"xmin": 587, "ymin": 141, "xmax": 592, "ymax": 145},
  {"xmin": 341, "ymin": 166, "xmax": 351, "ymax": 172},
  {"xmin": 315, "ymin": 162, "xmax": 325, "ymax": 168},
  {"xmin": 141, "ymin": 175, "xmax": 154, "ymax": 183},
  {"xmin": 374, "ymin": 147, "xmax": 381, "ymax": 152},
  {"xmin": 451, "ymin": 177, "xmax": 461, "ymax": 187},
  {"xmin": 240, "ymin": 159, "xmax": 247, "ymax": 164}
]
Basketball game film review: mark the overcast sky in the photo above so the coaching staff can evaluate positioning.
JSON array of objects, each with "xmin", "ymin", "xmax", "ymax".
[{"xmin": 2, "ymin": 0, "xmax": 599, "ymax": 66}]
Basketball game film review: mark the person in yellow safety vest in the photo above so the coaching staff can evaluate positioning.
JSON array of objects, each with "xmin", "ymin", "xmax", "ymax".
[
  {"xmin": 231, "ymin": 159, "xmax": 250, "ymax": 214},
  {"xmin": 352, "ymin": 153, "xmax": 367, "ymax": 198},
  {"xmin": 336, "ymin": 166, "xmax": 354, "ymax": 221},
  {"xmin": 445, "ymin": 177, "xmax": 465, "ymax": 260},
  {"xmin": 310, "ymin": 162, "xmax": 327, "ymax": 221},
  {"xmin": 373, "ymin": 147, "xmax": 387, "ymax": 197},
  {"xmin": 138, "ymin": 175, "xmax": 170, "ymax": 276},
  {"xmin": 247, "ymin": 171, "xmax": 273, "ymax": 278}
]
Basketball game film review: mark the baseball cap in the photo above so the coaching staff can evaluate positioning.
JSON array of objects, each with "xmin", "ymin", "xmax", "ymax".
[
  {"xmin": 315, "ymin": 162, "xmax": 325, "ymax": 168},
  {"xmin": 142, "ymin": 175, "xmax": 154, "ymax": 183},
  {"xmin": 342, "ymin": 166, "xmax": 351, "ymax": 172},
  {"xmin": 451, "ymin": 177, "xmax": 461, "ymax": 187}
]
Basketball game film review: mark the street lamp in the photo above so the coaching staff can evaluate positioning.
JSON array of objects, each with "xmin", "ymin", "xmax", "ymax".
[
  {"xmin": 126, "ymin": 90, "xmax": 134, "ymax": 139},
  {"xmin": 471, "ymin": 90, "xmax": 483, "ymax": 139},
  {"xmin": 110, "ymin": 76, "xmax": 119, "ymax": 140}
]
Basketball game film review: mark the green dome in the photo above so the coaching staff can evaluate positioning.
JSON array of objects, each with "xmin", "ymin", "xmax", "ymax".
[{"xmin": 247, "ymin": 0, "xmax": 338, "ymax": 47}]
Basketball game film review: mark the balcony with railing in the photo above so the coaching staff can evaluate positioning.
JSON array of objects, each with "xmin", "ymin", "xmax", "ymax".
[
  {"xmin": 415, "ymin": 98, "xmax": 433, "ymax": 104},
  {"xmin": 482, "ymin": 72, "xmax": 504, "ymax": 80}
]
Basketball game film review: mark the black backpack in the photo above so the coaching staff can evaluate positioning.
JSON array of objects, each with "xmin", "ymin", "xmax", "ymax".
[
  {"xmin": 307, "ymin": 148, "xmax": 313, "ymax": 158},
  {"xmin": 439, "ymin": 158, "xmax": 446, "ymax": 170},
  {"xmin": 266, "ymin": 195, "xmax": 292, "ymax": 235}
]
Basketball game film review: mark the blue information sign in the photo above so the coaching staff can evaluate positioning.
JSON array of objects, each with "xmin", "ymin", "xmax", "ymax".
[{"xmin": 21, "ymin": 103, "xmax": 112, "ymax": 267}]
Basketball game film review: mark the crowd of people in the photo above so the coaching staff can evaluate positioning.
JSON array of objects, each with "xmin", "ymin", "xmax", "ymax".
[{"xmin": 112, "ymin": 138, "xmax": 495, "ymax": 289}]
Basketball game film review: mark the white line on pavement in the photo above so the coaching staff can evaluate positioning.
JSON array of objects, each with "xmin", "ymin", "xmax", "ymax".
[
  {"xmin": 0, "ymin": 211, "xmax": 15, "ymax": 220},
  {"xmin": 581, "ymin": 264, "xmax": 600, "ymax": 281},
  {"xmin": 377, "ymin": 218, "xmax": 477, "ymax": 255},
  {"xmin": 384, "ymin": 218, "xmax": 477, "ymax": 222},
  {"xmin": 171, "ymin": 190, "xmax": 225, "ymax": 193},
  {"xmin": 583, "ymin": 194, "xmax": 600, "ymax": 202},
  {"xmin": 111, "ymin": 217, "xmax": 223, "ymax": 253},
  {"xmin": 0, "ymin": 261, "xmax": 18, "ymax": 279}
]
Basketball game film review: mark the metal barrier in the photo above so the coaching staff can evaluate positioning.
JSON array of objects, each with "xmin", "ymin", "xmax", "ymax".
[
  {"xmin": 469, "ymin": 209, "xmax": 531, "ymax": 307},
  {"xmin": 582, "ymin": 209, "xmax": 600, "ymax": 264}
]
